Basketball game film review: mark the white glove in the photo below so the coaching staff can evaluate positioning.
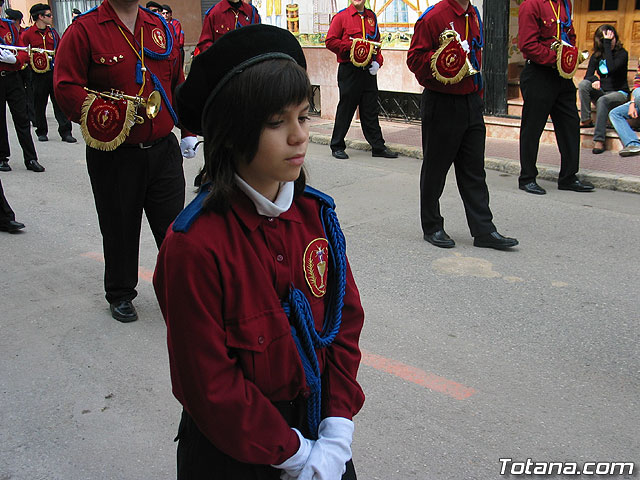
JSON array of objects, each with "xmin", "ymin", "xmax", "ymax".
[
  {"xmin": 272, "ymin": 428, "xmax": 315, "ymax": 479},
  {"xmin": 368, "ymin": 60, "xmax": 380, "ymax": 76},
  {"xmin": 180, "ymin": 136, "xmax": 198, "ymax": 159},
  {"xmin": 460, "ymin": 39, "xmax": 470, "ymax": 54},
  {"xmin": 298, "ymin": 417, "xmax": 354, "ymax": 480},
  {"xmin": 0, "ymin": 49, "xmax": 17, "ymax": 65}
]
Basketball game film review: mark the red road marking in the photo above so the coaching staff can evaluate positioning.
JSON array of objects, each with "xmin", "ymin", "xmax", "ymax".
[
  {"xmin": 361, "ymin": 350, "xmax": 477, "ymax": 400},
  {"xmin": 81, "ymin": 252, "xmax": 477, "ymax": 399}
]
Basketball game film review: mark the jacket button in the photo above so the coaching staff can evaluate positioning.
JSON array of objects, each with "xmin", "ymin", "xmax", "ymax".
[
  {"xmin": 276, "ymin": 254, "xmax": 284, "ymax": 262},
  {"xmin": 302, "ymin": 389, "xmax": 311, "ymax": 399},
  {"xmin": 258, "ymin": 336, "xmax": 264, "ymax": 344},
  {"xmin": 268, "ymin": 217, "xmax": 274, "ymax": 222}
]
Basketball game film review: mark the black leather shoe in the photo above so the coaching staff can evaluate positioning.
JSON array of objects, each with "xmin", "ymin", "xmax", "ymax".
[
  {"xmin": 0, "ymin": 159, "xmax": 10, "ymax": 171},
  {"xmin": 62, "ymin": 135, "xmax": 77, "ymax": 143},
  {"xmin": 25, "ymin": 159, "xmax": 45, "ymax": 172},
  {"xmin": 0, "ymin": 220, "xmax": 25, "ymax": 233},
  {"xmin": 558, "ymin": 179, "xmax": 595, "ymax": 192},
  {"xmin": 37, "ymin": 134, "xmax": 48, "ymax": 142},
  {"xmin": 332, "ymin": 150, "xmax": 349, "ymax": 159},
  {"xmin": 519, "ymin": 182, "xmax": 546, "ymax": 195},
  {"xmin": 474, "ymin": 231, "xmax": 519, "ymax": 250},
  {"xmin": 424, "ymin": 229, "xmax": 455, "ymax": 248},
  {"xmin": 591, "ymin": 147, "xmax": 605, "ymax": 154},
  {"xmin": 110, "ymin": 300, "xmax": 138, "ymax": 323},
  {"xmin": 372, "ymin": 147, "xmax": 398, "ymax": 158}
]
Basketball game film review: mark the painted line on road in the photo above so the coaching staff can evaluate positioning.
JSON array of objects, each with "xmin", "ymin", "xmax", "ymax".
[
  {"xmin": 82, "ymin": 251, "xmax": 477, "ymax": 399},
  {"xmin": 361, "ymin": 350, "xmax": 477, "ymax": 400}
]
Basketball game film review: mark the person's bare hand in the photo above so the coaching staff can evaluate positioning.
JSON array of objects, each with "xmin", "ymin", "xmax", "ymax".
[
  {"xmin": 603, "ymin": 30, "xmax": 615, "ymax": 41},
  {"xmin": 592, "ymin": 80, "xmax": 601, "ymax": 90},
  {"xmin": 629, "ymin": 101, "xmax": 637, "ymax": 119}
]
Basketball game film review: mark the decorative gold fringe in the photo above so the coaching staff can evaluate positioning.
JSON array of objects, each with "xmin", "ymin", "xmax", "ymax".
[
  {"xmin": 29, "ymin": 54, "xmax": 50, "ymax": 74},
  {"xmin": 80, "ymin": 94, "xmax": 136, "ymax": 152},
  {"xmin": 350, "ymin": 40, "xmax": 373, "ymax": 68},
  {"xmin": 430, "ymin": 37, "xmax": 469, "ymax": 85}
]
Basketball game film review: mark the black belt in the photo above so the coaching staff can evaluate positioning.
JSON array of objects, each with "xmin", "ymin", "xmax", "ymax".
[
  {"xmin": 526, "ymin": 59, "xmax": 557, "ymax": 70},
  {"xmin": 119, "ymin": 135, "xmax": 167, "ymax": 149},
  {"xmin": 0, "ymin": 70, "xmax": 17, "ymax": 77}
]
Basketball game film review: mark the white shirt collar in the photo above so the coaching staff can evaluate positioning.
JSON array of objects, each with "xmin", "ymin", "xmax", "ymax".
[{"xmin": 234, "ymin": 174, "xmax": 294, "ymax": 217}]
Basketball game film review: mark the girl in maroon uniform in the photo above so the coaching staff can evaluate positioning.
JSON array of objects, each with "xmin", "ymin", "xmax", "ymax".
[{"xmin": 154, "ymin": 25, "xmax": 365, "ymax": 480}]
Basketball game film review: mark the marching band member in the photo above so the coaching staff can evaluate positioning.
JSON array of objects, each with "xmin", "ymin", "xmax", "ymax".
[
  {"xmin": 518, "ymin": 0, "xmax": 594, "ymax": 194},
  {"xmin": 0, "ymin": 178, "xmax": 25, "ymax": 233},
  {"xmin": 54, "ymin": 0, "xmax": 197, "ymax": 323},
  {"xmin": 161, "ymin": 5, "xmax": 184, "ymax": 66},
  {"xmin": 407, "ymin": 0, "xmax": 518, "ymax": 250},
  {"xmin": 22, "ymin": 3, "xmax": 76, "ymax": 143},
  {"xmin": 325, "ymin": 0, "xmax": 397, "ymax": 160},
  {"xmin": 0, "ymin": 0, "xmax": 43, "ymax": 173},
  {"xmin": 196, "ymin": 0, "xmax": 260, "ymax": 54}
]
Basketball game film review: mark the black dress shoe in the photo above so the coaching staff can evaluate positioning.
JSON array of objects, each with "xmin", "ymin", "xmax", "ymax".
[
  {"xmin": 25, "ymin": 159, "xmax": 45, "ymax": 172},
  {"xmin": 332, "ymin": 150, "xmax": 349, "ymax": 159},
  {"xmin": 37, "ymin": 134, "xmax": 48, "ymax": 142},
  {"xmin": 558, "ymin": 179, "xmax": 595, "ymax": 192},
  {"xmin": 519, "ymin": 182, "xmax": 546, "ymax": 195},
  {"xmin": 372, "ymin": 147, "xmax": 398, "ymax": 158},
  {"xmin": 473, "ymin": 231, "xmax": 519, "ymax": 250},
  {"xmin": 0, "ymin": 159, "xmax": 10, "ymax": 171},
  {"xmin": 0, "ymin": 220, "xmax": 25, "ymax": 233},
  {"xmin": 62, "ymin": 135, "xmax": 77, "ymax": 143},
  {"xmin": 423, "ymin": 229, "xmax": 455, "ymax": 248},
  {"xmin": 592, "ymin": 147, "xmax": 605, "ymax": 154},
  {"xmin": 110, "ymin": 300, "xmax": 138, "ymax": 323}
]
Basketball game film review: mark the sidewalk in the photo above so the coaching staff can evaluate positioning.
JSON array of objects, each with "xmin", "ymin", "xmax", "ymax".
[{"xmin": 308, "ymin": 116, "xmax": 640, "ymax": 194}]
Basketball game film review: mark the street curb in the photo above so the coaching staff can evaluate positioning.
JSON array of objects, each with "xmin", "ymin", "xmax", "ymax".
[{"xmin": 309, "ymin": 132, "xmax": 640, "ymax": 194}]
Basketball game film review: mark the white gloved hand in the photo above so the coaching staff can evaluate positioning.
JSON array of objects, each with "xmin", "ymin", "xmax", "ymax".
[
  {"xmin": 298, "ymin": 417, "xmax": 354, "ymax": 480},
  {"xmin": 460, "ymin": 39, "xmax": 470, "ymax": 54},
  {"xmin": 0, "ymin": 49, "xmax": 17, "ymax": 65},
  {"xmin": 368, "ymin": 60, "xmax": 380, "ymax": 76},
  {"xmin": 273, "ymin": 428, "xmax": 315, "ymax": 479},
  {"xmin": 180, "ymin": 136, "xmax": 198, "ymax": 159}
]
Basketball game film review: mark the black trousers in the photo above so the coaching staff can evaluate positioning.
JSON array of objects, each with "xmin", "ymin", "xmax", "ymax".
[
  {"xmin": 0, "ymin": 71, "xmax": 38, "ymax": 164},
  {"xmin": 330, "ymin": 62, "xmax": 385, "ymax": 153},
  {"xmin": 419, "ymin": 89, "xmax": 495, "ymax": 237},
  {"xmin": 0, "ymin": 178, "xmax": 16, "ymax": 224},
  {"xmin": 19, "ymin": 68, "xmax": 35, "ymax": 126},
  {"xmin": 86, "ymin": 133, "xmax": 185, "ymax": 304},
  {"xmin": 32, "ymin": 70, "xmax": 72, "ymax": 138},
  {"xmin": 176, "ymin": 407, "xmax": 357, "ymax": 480},
  {"xmin": 519, "ymin": 61, "xmax": 580, "ymax": 186}
]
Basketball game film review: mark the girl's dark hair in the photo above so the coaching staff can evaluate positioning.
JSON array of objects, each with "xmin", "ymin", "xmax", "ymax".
[
  {"xmin": 201, "ymin": 58, "xmax": 311, "ymax": 213},
  {"xmin": 593, "ymin": 24, "xmax": 622, "ymax": 59}
]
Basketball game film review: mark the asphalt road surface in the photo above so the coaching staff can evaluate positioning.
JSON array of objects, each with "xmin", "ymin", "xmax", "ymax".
[{"xmin": 1, "ymin": 130, "xmax": 638, "ymax": 480}]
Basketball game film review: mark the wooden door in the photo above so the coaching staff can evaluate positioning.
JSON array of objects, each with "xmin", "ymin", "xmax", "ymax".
[{"xmin": 574, "ymin": 0, "xmax": 640, "ymax": 63}]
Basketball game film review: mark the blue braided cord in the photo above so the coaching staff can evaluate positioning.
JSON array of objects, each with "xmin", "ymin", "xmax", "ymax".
[
  {"xmin": 281, "ymin": 201, "xmax": 347, "ymax": 438},
  {"xmin": 150, "ymin": 71, "xmax": 179, "ymax": 125},
  {"xmin": 140, "ymin": 7, "xmax": 174, "ymax": 60},
  {"xmin": 0, "ymin": 19, "xmax": 17, "ymax": 46},
  {"xmin": 417, "ymin": 5, "xmax": 435, "ymax": 22},
  {"xmin": 136, "ymin": 59, "xmax": 144, "ymax": 84},
  {"xmin": 470, "ymin": 6, "xmax": 484, "ymax": 91},
  {"xmin": 365, "ymin": 11, "xmax": 379, "ymax": 42}
]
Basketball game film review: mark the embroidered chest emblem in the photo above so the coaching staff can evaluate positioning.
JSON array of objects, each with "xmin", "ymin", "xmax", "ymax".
[
  {"xmin": 152, "ymin": 27, "xmax": 166, "ymax": 48},
  {"xmin": 4, "ymin": 32, "xmax": 12, "ymax": 44},
  {"xmin": 367, "ymin": 17, "xmax": 375, "ymax": 27},
  {"xmin": 303, "ymin": 238, "xmax": 329, "ymax": 298},
  {"xmin": 47, "ymin": 31, "xmax": 53, "ymax": 40}
]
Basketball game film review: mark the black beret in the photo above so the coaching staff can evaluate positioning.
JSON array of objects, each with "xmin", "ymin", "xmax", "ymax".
[
  {"xmin": 176, "ymin": 24, "xmax": 306, "ymax": 135},
  {"xmin": 29, "ymin": 3, "xmax": 50, "ymax": 17},
  {"xmin": 72, "ymin": 8, "xmax": 81, "ymax": 14},
  {"xmin": 5, "ymin": 8, "xmax": 23, "ymax": 20},
  {"xmin": 145, "ymin": 1, "xmax": 162, "ymax": 9},
  {"xmin": 162, "ymin": 4, "xmax": 172, "ymax": 12}
]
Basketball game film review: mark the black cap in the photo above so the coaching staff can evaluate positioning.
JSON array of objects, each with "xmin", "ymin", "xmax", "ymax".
[
  {"xmin": 29, "ymin": 3, "xmax": 50, "ymax": 17},
  {"xmin": 162, "ymin": 4, "xmax": 172, "ymax": 12},
  {"xmin": 5, "ymin": 8, "xmax": 23, "ymax": 21},
  {"xmin": 72, "ymin": 8, "xmax": 81, "ymax": 15},
  {"xmin": 145, "ymin": 1, "xmax": 162, "ymax": 9},
  {"xmin": 175, "ymin": 24, "xmax": 306, "ymax": 135}
]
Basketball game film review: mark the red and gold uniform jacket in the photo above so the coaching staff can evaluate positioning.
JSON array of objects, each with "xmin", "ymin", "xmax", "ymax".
[
  {"xmin": 53, "ymin": 1, "xmax": 185, "ymax": 145},
  {"xmin": 196, "ymin": 0, "xmax": 261, "ymax": 53},
  {"xmin": 325, "ymin": 5, "xmax": 383, "ymax": 66},
  {"xmin": 0, "ymin": 19, "xmax": 28, "ymax": 72},
  {"xmin": 169, "ymin": 18, "xmax": 184, "ymax": 49},
  {"xmin": 407, "ymin": 0, "xmax": 481, "ymax": 95},
  {"xmin": 518, "ymin": 0, "xmax": 576, "ymax": 66},
  {"xmin": 153, "ymin": 188, "xmax": 365, "ymax": 464},
  {"xmin": 22, "ymin": 26, "xmax": 59, "ymax": 54}
]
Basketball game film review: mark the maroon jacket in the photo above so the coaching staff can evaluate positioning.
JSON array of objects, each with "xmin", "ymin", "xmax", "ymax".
[
  {"xmin": 196, "ymin": 0, "xmax": 260, "ymax": 53},
  {"xmin": 518, "ymin": 0, "xmax": 576, "ymax": 66},
  {"xmin": 0, "ymin": 19, "xmax": 28, "ymax": 72},
  {"xmin": 154, "ymin": 189, "xmax": 366, "ymax": 464},
  {"xmin": 407, "ymin": 0, "xmax": 482, "ymax": 95},
  {"xmin": 325, "ymin": 4, "xmax": 383, "ymax": 66},
  {"xmin": 22, "ymin": 25, "xmax": 60, "ymax": 51}
]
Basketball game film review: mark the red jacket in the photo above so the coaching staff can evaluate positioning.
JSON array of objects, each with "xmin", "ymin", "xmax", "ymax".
[
  {"xmin": 154, "ymin": 188, "xmax": 365, "ymax": 465},
  {"xmin": 169, "ymin": 18, "xmax": 184, "ymax": 49},
  {"xmin": 518, "ymin": 0, "xmax": 576, "ymax": 66},
  {"xmin": 54, "ymin": 1, "xmax": 186, "ymax": 144},
  {"xmin": 407, "ymin": 0, "xmax": 482, "ymax": 95},
  {"xmin": 325, "ymin": 5, "xmax": 383, "ymax": 66},
  {"xmin": 22, "ymin": 25, "xmax": 60, "ymax": 51},
  {"xmin": 196, "ymin": 0, "xmax": 260, "ymax": 53},
  {"xmin": 0, "ymin": 19, "xmax": 28, "ymax": 72}
]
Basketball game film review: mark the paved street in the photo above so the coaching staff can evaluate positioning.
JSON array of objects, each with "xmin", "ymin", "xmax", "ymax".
[{"xmin": 1, "ymin": 121, "xmax": 639, "ymax": 479}]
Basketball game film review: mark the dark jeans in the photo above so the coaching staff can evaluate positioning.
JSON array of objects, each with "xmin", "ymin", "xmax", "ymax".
[
  {"xmin": 519, "ymin": 62, "xmax": 580, "ymax": 186},
  {"xmin": 32, "ymin": 70, "xmax": 72, "ymax": 138},
  {"xmin": 0, "ymin": 71, "xmax": 38, "ymax": 164},
  {"xmin": 419, "ymin": 89, "xmax": 495, "ymax": 237},
  {"xmin": 86, "ymin": 133, "xmax": 185, "ymax": 304},
  {"xmin": 330, "ymin": 62, "xmax": 385, "ymax": 153}
]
